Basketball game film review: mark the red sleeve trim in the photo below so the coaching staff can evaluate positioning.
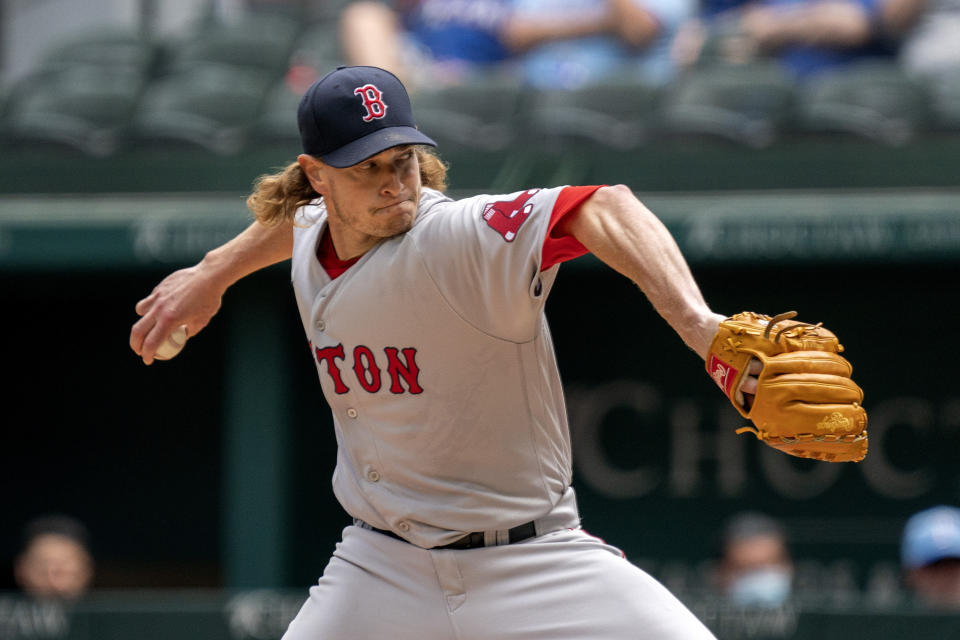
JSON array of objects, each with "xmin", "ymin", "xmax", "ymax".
[{"xmin": 540, "ymin": 185, "xmax": 605, "ymax": 271}]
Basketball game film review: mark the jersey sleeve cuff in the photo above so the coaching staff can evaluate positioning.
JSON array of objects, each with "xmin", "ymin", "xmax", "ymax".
[{"xmin": 540, "ymin": 185, "xmax": 604, "ymax": 271}]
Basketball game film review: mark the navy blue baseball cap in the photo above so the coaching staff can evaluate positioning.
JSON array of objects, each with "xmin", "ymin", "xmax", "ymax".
[{"xmin": 297, "ymin": 66, "xmax": 436, "ymax": 168}]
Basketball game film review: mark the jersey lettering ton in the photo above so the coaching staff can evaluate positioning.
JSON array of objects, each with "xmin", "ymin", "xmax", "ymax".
[{"xmin": 290, "ymin": 186, "xmax": 595, "ymax": 548}]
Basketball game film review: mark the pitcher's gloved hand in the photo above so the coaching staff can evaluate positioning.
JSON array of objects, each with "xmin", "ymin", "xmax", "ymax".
[{"xmin": 706, "ymin": 311, "xmax": 868, "ymax": 462}]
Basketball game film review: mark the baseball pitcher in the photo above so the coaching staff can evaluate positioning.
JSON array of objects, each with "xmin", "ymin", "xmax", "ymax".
[{"xmin": 130, "ymin": 66, "xmax": 866, "ymax": 639}]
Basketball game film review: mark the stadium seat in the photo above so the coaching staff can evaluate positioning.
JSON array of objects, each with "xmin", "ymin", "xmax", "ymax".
[
  {"xmin": 919, "ymin": 68, "xmax": 960, "ymax": 130},
  {"xmin": 35, "ymin": 26, "xmax": 158, "ymax": 76},
  {"xmin": 657, "ymin": 62, "xmax": 797, "ymax": 148},
  {"xmin": 2, "ymin": 65, "xmax": 146, "ymax": 156},
  {"xmin": 251, "ymin": 20, "xmax": 345, "ymax": 146},
  {"xmin": 288, "ymin": 20, "xmax": 345, "ymax": 77},
  {"xmin": 795, "ymin": 61, "xmax": 931, "ymax": 144},
  {"xmin": 527, "ymin": 77, "xmax": 660, "ymax": 151},
  {"xmin": 310, "ymin": 0, "xmax": 356, "ymax": 21},
  {"xmin": 253, "ymin": 78, "xmax": 303, "ymax": 146},
  {"xmin": 409, "ymin": 75, "xmax": 530, "ymax": 151},
  {"xmin": 164, "ymin": 13, "xmax": 303, "ymax": 77},
  {"xmin": 130, "ymin": 64, "xmax": 273, "ymax": 154},
  {"xmin": 0, "ymin": 85, "xmax": 8, "ymax": 148}
]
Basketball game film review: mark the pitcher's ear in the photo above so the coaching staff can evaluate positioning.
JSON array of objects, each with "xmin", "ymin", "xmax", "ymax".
[{"xmin": 298, "ymin": 154, "xmax": 328, "ymax": 194}]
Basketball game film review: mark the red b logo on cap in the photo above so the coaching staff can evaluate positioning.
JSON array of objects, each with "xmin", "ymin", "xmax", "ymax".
[{"xmin": 354, "ymin": 84, "xmax": 388, "ymax": 122}]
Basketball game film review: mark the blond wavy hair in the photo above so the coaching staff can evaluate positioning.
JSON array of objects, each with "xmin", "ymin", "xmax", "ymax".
[{"xmin": 247, "ymin": 146, "xmax": 448, "ymax": 226}]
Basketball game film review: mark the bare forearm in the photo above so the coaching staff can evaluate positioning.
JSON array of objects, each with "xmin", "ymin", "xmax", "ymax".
[
  {"xmin": 200, "ymin": 219, "xmax": 294, "ymax": 292},
  {"xmin": 608, "ymin": 0, "xmax": 661, "ymax": 48},
  {"xmin": 742, "ymin": 2, "xmax": 872, "ymax": 49},
  {"xmin": 340, "ymin": 1, "xmax": 408, "ymax": 82},
  {"xmin": 799, "ymin": 3, "xmax": 872, "ymax": 45},
  {"xmin": 560, "ymin": 185, "xmax": 723, "ymax": 358},
  {"xmin": 130, "ymin": 220, "xmax": 292, "ymax": 363},
  {"xmin": 878, "ymin": 0, "xmax": 926, "ymax": 35},
  {"xmin": 501, "ymin": 13, "xmax": 611, "ymax": 52}
]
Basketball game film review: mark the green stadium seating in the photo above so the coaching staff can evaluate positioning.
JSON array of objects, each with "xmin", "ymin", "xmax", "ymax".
[
  {"xmin": 164, "ymin": 13, "xmax": 303, "ymax": 77},
  {"xmin": 691, "ymin": 14, "xmax": 753, "ymax": 69},
  {"xmin": 310, "ymin": 0, "xmax": 357, "ymax": 20},
  {"xmin": 35, "ymin": 26, "xmax": 158, "ymax": 76},
  {"xmin": 410, "ymin": 74, "xmax": 530, "ymax": 152},
  {"xmin": 0, "ymin": 85, "xmax": 7, "ymax": 149},
  {"xmin": 527, "ymin": 77, "xmax": 660, "ymax": 150},
  {"xmin": 2, "ymin": 65, "xmax": 146, "ymax": 156},
  {"xmin": 253, "ymin": 78, "xmax": 302, "ymax": 146},
  {"xmin": 920, "ymin": 68, "xmax": 960, "ymax": 130},
  {"xmin": 4, "ymin": 13, "xmax": 959, "ymax": 160},
  {"xmin": 250, "ymin": 21, "xmax": 346, "ymax": 148},
  {"xmin": 289, "ymin": 20, "xmax": 345, "ymax": 76},
  {"xmin": 795, "ymin": 61, "xmax": 931, "ymax": 145},
  {"xmin": 130, "ymin": 64, "xmax": 273, "ymax": 155},
  {"xmin": 657, "ymin": 62, "xmax": 796, "ymax": 148}
]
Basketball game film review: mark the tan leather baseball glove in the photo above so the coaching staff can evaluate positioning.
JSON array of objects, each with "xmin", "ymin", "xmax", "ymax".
[{"xmin": 706, "ymin": 311, "xmax": 868, "ymax": 462}]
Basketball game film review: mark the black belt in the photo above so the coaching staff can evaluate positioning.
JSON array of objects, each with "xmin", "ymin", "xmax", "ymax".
[{"xmin": 368, "ymin": 521, "xmax": 537, "ymax": 550}]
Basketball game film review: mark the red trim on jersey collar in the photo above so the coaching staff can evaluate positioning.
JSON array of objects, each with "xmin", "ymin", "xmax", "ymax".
[
  {"xmin": 540, "ymin": 185, "xmax": 603, "ymax": 271},
  {"xmin": 316, "ymin": 226, "xmax": 362, "ymax": 279}
]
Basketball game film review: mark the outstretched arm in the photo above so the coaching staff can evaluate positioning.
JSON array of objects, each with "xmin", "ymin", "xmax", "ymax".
[
  {"xmin": 130, "ymin": 219, "xmax": 293, "ymax": 364},
  {"xmin": 501, "ymin": 0, "xmax": 660, "ymax": 52},
  {"xmin": 555, "ymin": 184, "xmax": 725, "ymax": 359},
  {"xmin": 562, "ymin": 186, "xmax": 866, "ymax": 463},
  {"xmin": 500, "ymin": 11, "xmax": 612, "ymax": 52},
  {"xmin": 738, "ymin": 1, "xmax": 873, "ymax": 50},
  {"xmin": 340, "ymin": 2, "xmax": 410, "ymax": 85}
]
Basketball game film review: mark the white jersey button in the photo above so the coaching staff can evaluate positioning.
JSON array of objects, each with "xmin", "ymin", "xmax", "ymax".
[
  {"xmin": 367, "ymin": 469, "xmax": 380, "ymax": 483},
  {"xmin": 346, "ymin": 408, "xmax": 358, "ymax": 418},
  {"xmin": 315, "ymin": 319, "xmax": 326, "ymax": 331},
  {"xmin": 397, "ymin": 521, "xmax": 410, "ymax": 532}
]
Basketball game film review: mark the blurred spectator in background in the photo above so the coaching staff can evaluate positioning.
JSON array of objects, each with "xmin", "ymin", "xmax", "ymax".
[
  {"xmin": 503, "ymin": 0, "xmax": 695, "ymax": 89},
  {"xmin": 340, "ymin": 0, "xmax": 514, "ymax": 88},
  {"xmin": 901, "ymin": 505, "xmax": 960, "ymax": 609},
  {"xmin": 14, "ymin": 515, "xmax": 93, "ymax": 601},
  {"xmin": 674, "ymin": 0, "xmax": 900, "ymax": 78},
  {"xmin": 341, "ymin": 0, "xmax": 694, "ymax": 90},
  {"xmin": 881, "ymin": 0, "xmax": 960, "ymax": 77},
  {"xmin": 717, "ymin": 511, "xmax": 794, "ymax": 608}
]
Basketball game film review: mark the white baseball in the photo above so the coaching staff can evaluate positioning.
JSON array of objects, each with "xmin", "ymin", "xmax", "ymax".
[{"xmin": 154, "ymin": 325, "xmax": 188, "ymax": 361}]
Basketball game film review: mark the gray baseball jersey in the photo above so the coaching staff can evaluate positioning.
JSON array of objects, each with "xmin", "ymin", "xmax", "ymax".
[
  {"xmin": 290, "ymin": 185, "xmax": 596, "ymax": 548},
  {"xmin": 284, "ymin": 184, "xmax": 717, "ymax": 640}
]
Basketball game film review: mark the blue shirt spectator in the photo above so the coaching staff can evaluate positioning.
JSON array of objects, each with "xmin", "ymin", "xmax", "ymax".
[
  {"xmin": 399, "ymin": 0, "xmax": 513, "ymax": 65},
  {"xmin": 684, "ymin": 0, "xmax": 899, "ymax": 78},
  {"xmin": 506, "ymin": 0, "xmax": 696, "ymax": 89},
  {"xmin": 760, "ymin": 0, "xmax": 893, "ymax": 77},
  {"xmin": 700, "ymin": 0, "xmax": 752, "ymax": 18},
  {"xmin": 340, "ymin": 0, "xmax": 514, "ymax": 88}
]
